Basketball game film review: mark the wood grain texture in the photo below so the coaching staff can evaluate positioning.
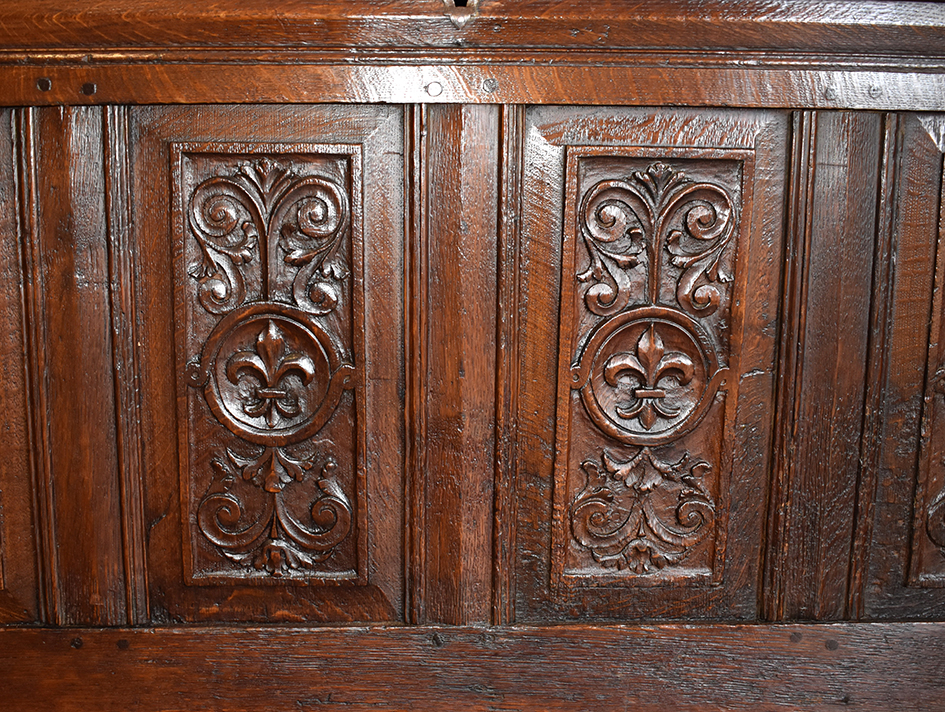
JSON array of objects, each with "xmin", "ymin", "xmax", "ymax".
[
  {"xmin": 893, "ymin": 115, "xmax": 945, "ymax": 610},
  {"xmin": 0, "ymin": 0, "xmax": 942, "ymax": 53},
  {"xmin": 859, "ymin": 114, "xmax": 945, "ymax": 618},
  {"xmin": 132, "ymin": 105, "xmax": 406, "ymax": 624},
  {"xmin": 492, "ymin": 104, "xmax": 525, "ymax": 625},
  {"xmin": 419, "ymin": 104, "xmax": 498, "ymax": 625},
  {"xmin": 104, "ymin": 105, "xmax": 148, "ymax": 625},
  {"xmin": 2, "ymin": 624, "xmax": 945, "ymax": 711},
  {"xmin": 513, "ymin": 106, "xmax": 786, "ymax": 622},
  {"xmin": 0, "ymin": 63, "xmax": 944, "ymax": 111},
  {"xmin": 0, "ymin": 108, "xmax": 37, "ymax": 623},
  {"xmin": 22, "ymin": 106, "xmax": 127, "ymax": 626},
  {"xmin": 846, "ymin": 113, "xmax": 900, "ymax": 619},
  {"xmin": 766, "ymin": 111, "xmax": 882, "ymax": 621}
]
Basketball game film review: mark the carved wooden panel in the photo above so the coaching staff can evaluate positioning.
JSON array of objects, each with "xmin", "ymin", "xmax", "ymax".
[
  {"xmin": 507, "ymin": 107, "xmax": 787, "ymax": 621},
  {"xmin": 175, "ymin": 145, "xmax": 364, "ymax": 584},
  {"xmin": 133, "ymin": 106, "xmax": 405, "ymax": 623},
  {"xmin": 555, "ymin": 153, "xmax": 744, "ymax": 588}
]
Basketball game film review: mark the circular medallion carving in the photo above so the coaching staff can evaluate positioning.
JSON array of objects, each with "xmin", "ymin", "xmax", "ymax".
[
  {"xmin": 571, "ymin": 306, "xmax": 726, "ymax": 445},
  {"xmin": 188, "ymin": 303, "xmax": 355, "ymax": 446}
]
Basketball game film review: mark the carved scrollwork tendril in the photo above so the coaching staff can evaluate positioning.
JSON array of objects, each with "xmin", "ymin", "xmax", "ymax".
[
  {"xmin": 577, "ymin": 162, "xmax": 736, "ymax": 317},
  {"xmin": 275, "ymin": 177, "xmax": 350, "ymax": 315},
  {"xmin": 189, "ymin": 177, "xmax": 262, "ymax": 313},
  {"xmin": 663, "ymin": 183, "xmax": 736, "ymax": 316},
  {"xmin": 578, "ymin": 181, "xmax": 649, "ymax": 316}
]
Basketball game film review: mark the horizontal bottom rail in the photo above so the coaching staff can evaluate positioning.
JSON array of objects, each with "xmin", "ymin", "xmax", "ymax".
[{"xmin": 2, "ymin": 622, "xmax": 944, "ymax": 710}]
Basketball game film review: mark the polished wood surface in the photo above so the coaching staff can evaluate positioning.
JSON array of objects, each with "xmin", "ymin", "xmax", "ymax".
[
  {"xmin": 4, "ymin": 624, "xmax": 945, "ymax": 711},
  {"xmin": 2, "ymin": 1, "xmax": 945, "ymax": 709}
]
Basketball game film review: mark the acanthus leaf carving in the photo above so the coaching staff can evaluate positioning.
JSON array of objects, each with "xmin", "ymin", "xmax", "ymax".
[
  {"xmin": 188, "ymin": 177, "xmax": 261, "ymax": 313},
  {"xmin": 187, "ymin": 156, "xmax": 349, "ymax": 315},
  {"xmin": 570, "ymin": 448, "xmax": 715, "ymax": 575},
  {"xmin": 274, "ymin": 173, "xmax": 350, "ymax": 316},
  {"xmin": 198, "ymin": 454, "xmax": 352, "ymax": 578}
]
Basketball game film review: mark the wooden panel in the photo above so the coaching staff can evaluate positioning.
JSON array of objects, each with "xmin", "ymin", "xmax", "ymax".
[
  {"xmin": 849, "ymin": 114, "xmax": 945, "ymax": 619},
  {"xmin": 899, "ymin": 116, "xmax": 945, "ymax": 598},
  {"xmin": 0, "ymin": 109, "xmax": 38, "ymax": 623},
  {"xmin": 3, "ymin": 624, "xmax": 945, "ymax": 711},
  {"xmin": 0, "ymin": 1, "xmax": 942, "ymax": 54},
  {"xmin": 2, "ymin": 63, "xmax": 945, "ymax": 111},
  {"xmin": 415, "ymin": 104, "xmax": 498, "ymax": 625},
  {"xmin": 911, "ymin": 116, "xmax": 945, "ymax": 588},
  {"xmin": 20, "ymin": 107, "xmax": 128, "ymax": 626},
  {"xmin": 132, "ymin": 105, "xmax": 405, "ymax": 623},
  {"xmin": 765, "ymin": 112, "xmax": 883, "ymax": 621},
  {"xmin": 104, "ymin": 106, "xmax": 148, "ymax": 624},
  {"xmin": 510, "ymin": 107, "xmax": 787, "ymax": 621},
  {"xmin": 174, "ymin": 145, "xmax": 364, "ymax": 585}
]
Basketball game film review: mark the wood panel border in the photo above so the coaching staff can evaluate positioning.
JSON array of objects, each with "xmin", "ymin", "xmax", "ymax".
[
  {"xmin": 0, "ymin": 64, "xmax": 944, "ymax": 110},
  {"xmin": 3, "ymin": 623, "xmax": 945, "ymax": 710}
]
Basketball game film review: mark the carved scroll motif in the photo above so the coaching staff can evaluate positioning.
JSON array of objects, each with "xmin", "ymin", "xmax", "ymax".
[
  {"xmin": 571, "ymin": 449, "xmax": 715, "ymax": 573},
  {"xmin": 180, "ymin": 151, "xmax": 359, "ymax": 581},
  {"xmin": 567, "ymin": 160, "xmax": 739, "ymax": 578}
]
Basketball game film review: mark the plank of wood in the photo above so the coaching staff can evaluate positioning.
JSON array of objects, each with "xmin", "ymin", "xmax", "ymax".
[
  {"xmin": 2, "ymin": 623, "xmax": 944, "ymax": 711},
  {"xmin": 0, "ymin": 64, "xmax": 944, "ymax": 110},
  {"xmin": 0, "ymin": 0, "xmax": 942, "ymax": 53}
]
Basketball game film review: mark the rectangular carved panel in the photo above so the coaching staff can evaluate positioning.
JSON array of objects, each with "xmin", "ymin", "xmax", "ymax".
[
  {"xmin": 174, "ymin": 145, "xmax": 364, "ymax": 584},
  {"xmin": 554, "ymin": 151, "xmax": 747, "ymax": 588},
  {"xmin": 509, "ymin": 107, "xmax": 787, "ymax": 621},
  {"xmin": 133, "ymin": 106, "xmax": 405, "ymax": 623}
]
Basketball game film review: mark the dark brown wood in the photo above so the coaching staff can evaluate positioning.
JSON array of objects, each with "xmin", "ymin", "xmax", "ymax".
[
  {"xmin": 131, "ymin": 105, "xmax": 406, "ymax": 624},
  {"xmin": 418, "ymin": 104, "xmax": 498, "ymax": 625},
  {"xmin": 851, "ymin": 114, "xmax": 945, "ymax": 617},
  {"xmin": 0, "ymin": 63, "xmax": 944, "ymax": 110},
  {"xmin": 20, "ymin": 106, "xmax": 128, "ymax": 626},
  {"xmin": 511, "ymin": 106, "xmax": 786, "ymax": 621},
  {"xmin": 3, "ymin": 624, "xmax": 945, "ymax": 711},
  {"xmin": 847, "ymin": 113, "xmax": 945, "ymax": 620},
  {"xmin": 0, "ymin": 0, "xmax": 942, "ymax": 54},
  {"xmin": 0, "ymin": 108, "xmax": 37, "ymax": 624},
  {"xmin": 104, "ymin": 105, "xmax": 149, "ymax": 625},
  {"xmin": 847, "ymin": 113, "xmax": 901, "ymax": 620},
  {"xmin": 3, "ymin": 2, "xmax": 945, "ymax": 708},
  {"xmin": 767, "ymin": 111, "xmax": 883, "ymax": 621},
  {"xmin": 492, "ymin": 103, "xmax": 525, "ymax": 626}
]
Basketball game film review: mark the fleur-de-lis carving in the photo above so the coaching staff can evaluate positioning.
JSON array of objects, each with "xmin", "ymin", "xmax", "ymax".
[
  {"xmin": 226, "ymin": 321, "xmax": 317, "ymax": 427},
  {"xmin": 604, "ymin": 323, "xmax": 695, "ymax": 430}
]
